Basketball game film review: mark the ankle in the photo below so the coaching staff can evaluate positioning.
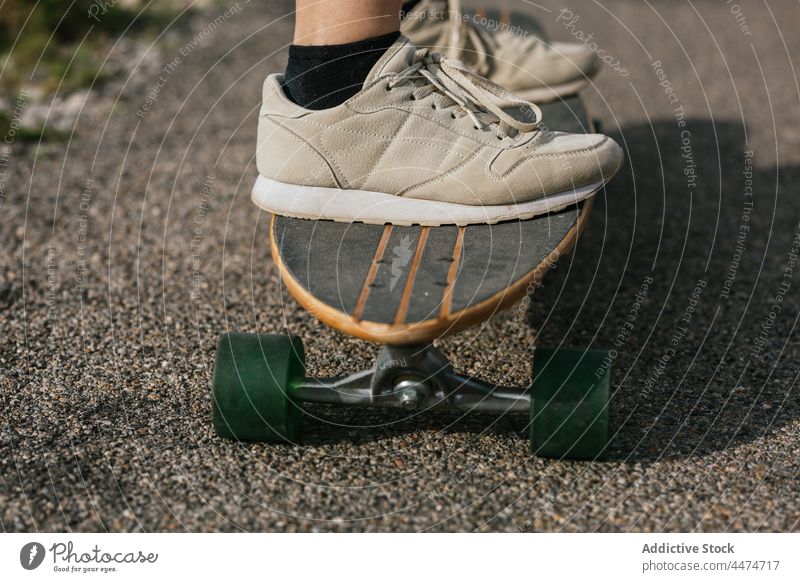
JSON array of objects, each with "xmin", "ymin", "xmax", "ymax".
[{"xmin": 282, "ymin": 31, "xmax": 400, "ymax": 110}]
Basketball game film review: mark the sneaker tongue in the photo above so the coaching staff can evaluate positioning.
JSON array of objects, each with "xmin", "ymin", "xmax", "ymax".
[{"xmin": 363, "ymin": 35, "xmax": 417, "ymax": 86}]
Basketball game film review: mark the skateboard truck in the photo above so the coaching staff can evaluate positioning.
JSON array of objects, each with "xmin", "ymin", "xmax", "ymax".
[
  {"xmin": 294, "ymin": 343, "xmax": 530, "ymax": 414},
  {"xmin": 211, "ymin": 333, "xmax": 611, "ymax": 460}
]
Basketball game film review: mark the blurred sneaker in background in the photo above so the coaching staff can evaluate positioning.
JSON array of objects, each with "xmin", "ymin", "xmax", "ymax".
[{"xmin": 402, "ymin": 0, "xmax": 600, "ymax": 102}]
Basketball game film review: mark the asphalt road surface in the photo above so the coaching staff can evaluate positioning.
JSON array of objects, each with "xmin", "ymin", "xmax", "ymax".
[{"xmin": 1, "ymin": 0, "xmax": 799, "ymax": 532}]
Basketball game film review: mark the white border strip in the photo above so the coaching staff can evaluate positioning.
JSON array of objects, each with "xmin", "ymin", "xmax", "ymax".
[{"xmin": 2, "ymin": 533, "xmax": 798, "ymax": 581}]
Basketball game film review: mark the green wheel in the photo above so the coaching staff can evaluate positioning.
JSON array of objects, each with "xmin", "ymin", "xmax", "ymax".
[
  {"xmin": 531, "ymin": 347, "xmax": 610, "ymax": 460},
  {"xmin": 212, "ymin": 333, "xmax": 305, "ymax": 443}
]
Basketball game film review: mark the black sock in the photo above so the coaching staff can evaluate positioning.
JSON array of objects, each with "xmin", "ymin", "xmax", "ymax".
[
  {"xmin": 282, "ymin": 31, "xmax": 401, "ymax": 110},
  {"xmin": 401, "ymin": 0, "xmax": 423, "ymax": 18}
]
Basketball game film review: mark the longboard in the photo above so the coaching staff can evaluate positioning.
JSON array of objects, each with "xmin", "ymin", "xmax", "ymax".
[
  {"xmin": 211, "ymin": 95, "xmax": 613, "ymax": 460},
  {"xmin": 270, "ymin": 96, "xmax": 595, "ymax": 344}
]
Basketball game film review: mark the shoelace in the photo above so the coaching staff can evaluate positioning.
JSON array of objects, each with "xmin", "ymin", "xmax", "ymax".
[
  {"xmin": 386, "ymin": 48, "xmax": 543, "ymax": 139},
  {"xmin": 445, "ymin": 0, "xmax": 547, "ymax": 75}
]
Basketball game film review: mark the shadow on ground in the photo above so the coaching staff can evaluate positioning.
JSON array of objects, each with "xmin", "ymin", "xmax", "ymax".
[
  {"xmin": 295, "ymin": 118, "xmax": 799, "ymax": 465},
  {"xmin": 535, "ymin": 118, "xmax": 800, "ymax": 462}
]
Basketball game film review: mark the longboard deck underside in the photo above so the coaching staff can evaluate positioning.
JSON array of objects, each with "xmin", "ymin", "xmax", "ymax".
[{"xmin": 269, "ymin": 97, "xmax": 595, "ymax": 344}]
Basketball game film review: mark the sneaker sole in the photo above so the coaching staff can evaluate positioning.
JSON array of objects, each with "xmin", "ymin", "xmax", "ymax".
[{"xmin": 252, "ymin": 174, "xmax": 611, "ymax": 226}]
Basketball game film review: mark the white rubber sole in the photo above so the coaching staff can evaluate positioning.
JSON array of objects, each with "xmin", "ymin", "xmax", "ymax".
[{"xmin": 252, "ymin": 175, "xmax": 607, "ymax": 226}]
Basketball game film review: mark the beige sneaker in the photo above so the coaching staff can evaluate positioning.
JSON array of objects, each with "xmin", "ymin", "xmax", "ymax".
[
  {"xmin": 254, "ymin": 37, "xmax": 622, "ymax": 226},
  {"xmin": 401, "ymin": 0, "xmax": 600, "ymax": 103}
]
